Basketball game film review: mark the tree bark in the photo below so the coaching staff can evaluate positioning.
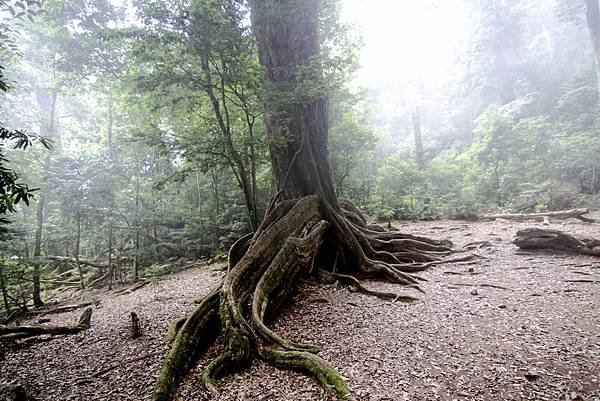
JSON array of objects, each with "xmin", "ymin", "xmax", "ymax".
[{"xmin": 251, "ymin": 0, "xmax": 336, "ymax": 204}]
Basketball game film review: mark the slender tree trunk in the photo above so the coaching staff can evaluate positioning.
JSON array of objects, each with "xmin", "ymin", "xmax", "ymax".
[
  {"xmin": 247, "ymin": 116, "xmax": 259, "ymax": 222},
  {"xmin": 195, "ymin": 170, "xmax": 202, "ymax": 210},
  {"xmin": 32, "ymin": 192, "xmax": 45, "ymax": 308},
  {"xmin": 585, "ymin": 0, "xmax": 600, "ymax": 98},
  {"xmin": 200, "ymin": 55, "xmax": 259, "ymax": 231},
  {"xmin": 32, "ymin": 90, "xmax": 57, "ymax": 308},
  {"xmin": 135, "ymin": 181, "xmax": 140, "ymax": 281},
  {"xmin": 210, "ymin": 170, "xmax": 220, "ymax": 244},
  {"xmin": 75, "ymin": 211, "xmax": 85, "ymax": 291},
  {"xmin": 152, "ymin": 222, "xmax": 159, "ymax": 260},
  {"xmin": 412, "ymin": 106, "xmax": 425, "ymax": 170},
  {"xmin": 107, "ymin": 221, "xmax": 113, "ymax": 290},
  {"xmin": 0, "ymin": 262, "xmax": 10, "ymax": 313}
]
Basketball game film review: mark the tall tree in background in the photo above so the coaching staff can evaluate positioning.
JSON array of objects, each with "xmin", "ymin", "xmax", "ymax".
[
  {"xmin": 585, "ymin": 0, "xmax": 600, "ymax": 97},
  {"xmin": 152, "ymin": 1, "xmax": 451, "ymax": 400},
  {"xmin": 412, "ymin": 106, "xmax": 425, "ymax": 170}
]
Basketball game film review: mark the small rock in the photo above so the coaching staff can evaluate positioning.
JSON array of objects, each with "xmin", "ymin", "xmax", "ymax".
[
  {"xmin": 498, "ymin": 304, "xmax": 506, "ymax": 309},
  {"xmin": 470, "ymin": 289, "xmax": 478, "ymax": 296},
  {"xmin": 524, "ymin": 370, "xmax": 540, "ymax": 381},
  {"xmin": 468, "ymin": 267, "xmax": 474, "ymax": 273}
]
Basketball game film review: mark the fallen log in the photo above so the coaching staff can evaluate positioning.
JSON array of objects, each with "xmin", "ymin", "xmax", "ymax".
[
  {"xmin": 114, "ymin": 280, "xmax": 150, "ymax": 295},
  {"xmin": 26, "ymin": 302, "xmax": 94, "ymax": 316},
  {"xmin": 479, "ymin": 208, "xmax": 595, "ymax": 223},
  {"xmin": 47, "ymin": 256, "xmax": 108, "ymax": 269},
  {"xmin": 514, "ymin": 228, "xmax": 600, "ymax": 256},
  {"xmin": 85, "ymin": 273, "xmax": 108, "ymax": 289},
  {"xmin": 0, "ymin": 307, "xmax": 92, "ymax": 340}
]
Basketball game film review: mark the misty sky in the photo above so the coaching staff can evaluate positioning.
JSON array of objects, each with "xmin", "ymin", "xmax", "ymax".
[{"xmin": 340, "ymin": 0, "xmax": 471, "ymax": 88}]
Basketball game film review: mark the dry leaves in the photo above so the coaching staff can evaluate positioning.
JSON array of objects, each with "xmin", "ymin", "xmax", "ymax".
[{"xmin": 1, "ymin": 217, "xmax": 600, "ymax": 401}]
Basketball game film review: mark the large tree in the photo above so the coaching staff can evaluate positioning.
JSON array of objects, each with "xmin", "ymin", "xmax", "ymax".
[{"xmin": 152, "ymin": 1, "xmax": 451, "ymax": 400}]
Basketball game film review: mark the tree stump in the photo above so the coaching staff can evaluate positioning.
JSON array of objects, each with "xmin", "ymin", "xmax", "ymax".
[{"xmin": 130, "ymin": 312, "xmax": 141, "ymax": 339}]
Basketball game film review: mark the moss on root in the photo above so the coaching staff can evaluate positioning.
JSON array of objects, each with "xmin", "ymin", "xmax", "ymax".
[{"xmin": 264, "ymin": 348, "xmax": 354, "ymax": 400}]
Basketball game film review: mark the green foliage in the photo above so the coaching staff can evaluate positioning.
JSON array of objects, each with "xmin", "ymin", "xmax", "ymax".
[{"xmin": 2, "ymin": 0, "xmax": 600, "ymax": 313}]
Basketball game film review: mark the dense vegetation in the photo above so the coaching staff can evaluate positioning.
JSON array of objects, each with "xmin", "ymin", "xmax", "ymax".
[{"xmin": 0, "ymin": 0, "xmax": 598, "ymax": 319}]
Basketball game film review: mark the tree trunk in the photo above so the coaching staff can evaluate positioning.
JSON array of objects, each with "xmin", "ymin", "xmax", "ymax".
[
  {"xmin": 0, "ymin": 262, "xmax": 10, "ymax": 313},
  {"xmin": 251, "ymin": 0, "xmax": 336, "ymax": 205},
  {"xmin": 210, "ymin": 170, "xmax": 220, "ymax": 244},
  {"xmin": 200, "ymin": 54, "xmax": 259, "ymax": 231},
  {"xmin": 32, "ymin": 89, "xmax": 57, "ymax": 308},
  {"xmin": 585, "ymin": 0, "xmax": 600, "ymax": 98},
  {"xmin": 75, "ymin": 212, "xmax": 85, "ymax": 291},
  {"xmin": 32, "ymin": 191, "xmax": 45, "ymax": 308},
  {"xmin": 107, "ymin": 221, "xmax": 113, "ymax": 290},
  {"xmin": 412, "ymin": 106, "xmax": 425, "ymax": 170},
  {"xmin": 135, "ymin": 181, "xmax": 140, "ymax": 281}
]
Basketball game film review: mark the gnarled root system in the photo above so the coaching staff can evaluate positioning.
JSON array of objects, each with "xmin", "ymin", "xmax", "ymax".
[{"xmin": 152, "ymin": 195, "xmax": 452, "ymax": 401}]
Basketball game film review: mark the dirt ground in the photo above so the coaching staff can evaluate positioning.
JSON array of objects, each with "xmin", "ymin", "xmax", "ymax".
[{"xmin": 1, "ymin": 218, "xmax": 599, "ymax": 401}]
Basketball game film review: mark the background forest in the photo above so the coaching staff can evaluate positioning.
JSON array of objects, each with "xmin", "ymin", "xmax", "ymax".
[{"xmin": 0, "ymin": 0, "xmax": 599, "ymax": 315}]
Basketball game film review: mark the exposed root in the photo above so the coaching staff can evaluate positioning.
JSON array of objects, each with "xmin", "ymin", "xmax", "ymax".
[
  {"xmin": 152, "ymin": 195, "xmax": 453, "ymax": 400},
  {"xmin": 395, "ymin": 254, "xmax": 483, "ymax": 273},
  {"xmin": 317, "ymin": 269, "xmax": 418, "ymax": 303},
  {"xmin": 251, "ymin": 221, "xmax": 328, "ymax": 353},
  {"xmin": 165, "ymin": 316, "xmax": 187, "ymax": 342},
  {"xmin": 228, "ymin": 232, "xmax": 254, "ymax": 271},
  {"xmin": 264, "ymin": 348, "xmax": 354, "ymax": 400},
  {"xmin": 202, "ymin": 352, "xmax": 233, "ymax": 397}
]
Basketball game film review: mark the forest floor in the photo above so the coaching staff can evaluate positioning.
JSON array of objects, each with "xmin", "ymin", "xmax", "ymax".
[{"xmin": 1, "ymin": 218, "xmax": 599, "ymax": 401}]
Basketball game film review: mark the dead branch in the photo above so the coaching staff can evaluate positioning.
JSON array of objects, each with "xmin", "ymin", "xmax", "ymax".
[
  {"xmin": 114, "ymin": 280, "xmax": 150, "ymax": 295},
  {"xmin": 448, "ymin": 282, "xmax": 511, "ymax": 290}
]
